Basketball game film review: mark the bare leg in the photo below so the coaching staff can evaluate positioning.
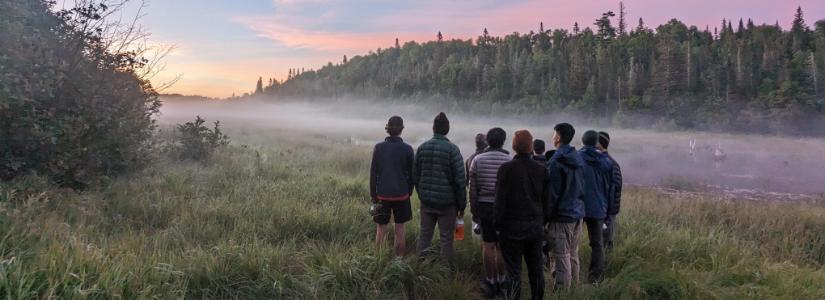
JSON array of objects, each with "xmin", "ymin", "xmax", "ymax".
[
  {"xmin": 394, "ymin": 223, "xmax": 406, "ymax": 257},
  {"xmin": 495, "ymin": 244, "xmax": 507, "ymax": 278},
  {"xmin": 483, "ymin": 242, "xmax": 497, "ymax": 279},
  {"xmin": 376, "ymin": 224, "xmax": 388, "ymax": 250}
]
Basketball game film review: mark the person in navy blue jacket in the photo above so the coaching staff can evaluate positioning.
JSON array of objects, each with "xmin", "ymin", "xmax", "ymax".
[
  {"xmin": 369, "ymin": 116, "xmax": 415, "ymax": 257},
  {"xmin": 598, "ymin": 131, "xmax": 622, "ymax": 251},
  {"xmin": 578, "ymin": 130, "xmax": 612, "ymax": 283},
  {"xmin": 545, "ymin": 123, "xmax": 586, "ymax": 290}
]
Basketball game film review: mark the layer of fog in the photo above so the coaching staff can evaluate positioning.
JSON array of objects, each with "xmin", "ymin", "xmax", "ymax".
[{"xmin": 159, "ymin": 97, "xmax": 825, "ymax": 198}]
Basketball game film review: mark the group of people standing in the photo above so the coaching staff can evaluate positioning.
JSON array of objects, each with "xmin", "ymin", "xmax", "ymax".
[{"xmin": 369, "ymin": 112, "xmax": 623, "ymax": 299}]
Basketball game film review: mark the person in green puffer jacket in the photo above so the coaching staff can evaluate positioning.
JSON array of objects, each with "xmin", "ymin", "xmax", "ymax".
[{"xmin": 414, "ymin": 112, "xmax": 466, "ymax": 266}]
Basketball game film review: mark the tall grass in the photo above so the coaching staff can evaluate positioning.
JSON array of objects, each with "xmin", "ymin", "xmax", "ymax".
[{"xmin": 0, "ymin": 134, "xmax": 824, "ymax": 299}]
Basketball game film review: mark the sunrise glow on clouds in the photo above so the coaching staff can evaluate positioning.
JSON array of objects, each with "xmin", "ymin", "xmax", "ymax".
[{"xmin": 119, "ymin": 0, "xmax": 825, "ymax": 98}]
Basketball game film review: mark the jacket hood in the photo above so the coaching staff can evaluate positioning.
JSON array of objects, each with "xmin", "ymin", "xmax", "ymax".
[
  {"xmin": 580, "ymin": 146, "xmax": 610, "ymax": 171},
  {"xmin": 385, "ymin": 136, "xmax": 403, "ymax": 142},
  {"xmin": 551, "ymin": 144, "xmax": 584, "ymax": 169}
]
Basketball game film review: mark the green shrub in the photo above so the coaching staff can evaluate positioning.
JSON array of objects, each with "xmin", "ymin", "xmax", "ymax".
[
  {"xmin": 173, "ymin": 116, "xmax": 230, "ymax": 161},
  {"xmin": 0, "ymin": 0, "xmax": 160, "ymax": 188}
]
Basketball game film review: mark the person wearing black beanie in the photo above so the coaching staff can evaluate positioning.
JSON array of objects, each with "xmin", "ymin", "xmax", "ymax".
[
  {"xmin": 433, "ymin": 112, "xmax": 450, "ymax": 135},
  {"xmin": 415, "ymin": 112, "xmax": 466, "ymax": 267}
]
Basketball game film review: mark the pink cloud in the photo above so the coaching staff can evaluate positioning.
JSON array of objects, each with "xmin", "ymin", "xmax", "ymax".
[{"xmin": 234, "ymin": 16, "xmax": 430, "ymax": 53}]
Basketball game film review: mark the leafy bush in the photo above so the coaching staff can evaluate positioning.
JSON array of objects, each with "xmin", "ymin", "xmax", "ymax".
[
  {"xmin": 173, "ymin": 116, "xmax": 230, "ymax": 160},
  {"xmin": 0, "ymin": 0, "xmax": 160, "ymax": 188}
]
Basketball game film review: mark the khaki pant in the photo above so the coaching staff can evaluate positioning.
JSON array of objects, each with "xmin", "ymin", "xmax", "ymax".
[
  {"xmin": 546, "ymin": 220, "xmax": 582, "ymax": 290},
  {"xmin": 418, "ymin": 205, "xmax": 457, "ymax": 266}
]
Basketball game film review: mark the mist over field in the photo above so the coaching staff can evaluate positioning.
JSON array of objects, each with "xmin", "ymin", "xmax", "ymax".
[
  {"xmin": 160, "ymin": 97, "xmax": 825, "ymax": 198},
  {"xmin": 7, "ymin": 0, "xmax": 825, "ymax": 298}
]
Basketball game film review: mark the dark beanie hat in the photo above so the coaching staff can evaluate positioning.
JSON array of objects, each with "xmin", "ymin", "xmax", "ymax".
[
  {"xmin": 582, "ymin": 130, "xmax": 599, "ymax": 146},
  {"xmin": 533, "ymin": 139, "xmax": 546, "ymax": 153},
  {"xmin": 512, "ymin": 130, "xmax": 534, "ymax": 154},
  {"xmin": 475, "ymin": 133, "xmax": 488, "ymax": 151},
  {"xmin": 433, "ymin": 112, "xmax": 450, "ymax": 135},
  {"xmin": 598, "ymin": 131, "xmax": 611, "ymax": 149}
]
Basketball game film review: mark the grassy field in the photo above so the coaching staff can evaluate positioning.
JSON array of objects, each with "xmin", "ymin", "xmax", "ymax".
[{"xmin": 1, "ymin": 130, "xmax": 825, "ymax": 299}]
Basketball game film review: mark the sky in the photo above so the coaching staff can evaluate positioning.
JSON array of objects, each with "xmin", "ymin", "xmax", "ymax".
[{"xmin": 57, "ymin": 0, "xmax": 825, "ymax": 98}]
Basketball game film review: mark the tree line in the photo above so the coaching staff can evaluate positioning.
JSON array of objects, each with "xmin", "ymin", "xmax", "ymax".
[{"xmin": 257, "ymin": 5, "xmax": 825, "ymax": 135}]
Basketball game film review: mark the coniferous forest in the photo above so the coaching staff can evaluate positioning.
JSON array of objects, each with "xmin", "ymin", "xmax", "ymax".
[{"xmin": 257, "ymin": 5, "xmax": 825, "ymax": 134}]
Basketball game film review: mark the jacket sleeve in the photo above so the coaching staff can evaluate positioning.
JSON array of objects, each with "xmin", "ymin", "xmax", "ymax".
[
  {"xmin": 465, "ymin": 155, "xmax": 472, "ymax": 186},
  {"xmin": 413, "ymin": 146, "xmax": 422, "ymax": 194},
  {"xmin": 547, "ymin": 162, "xmax": 563, "ymax": 222},
  {"xmin": 469, "ymin": 157, "xmax": 479, "ymax": 219},
  {"xmin": 407, "ymin": 147, "xmax": 415, "ymax": 197},
  {"xmin": 369, "ymin": 145, "xmax": 379, "ymax": 201},
  {"xmin": 542, "ymin": 167, "xmax": 552, "ymax": 226},
  {"xmin": 612, "ymin": 161, "xmax": 623, "ymax": 214},
  {"xmin": 452, "ymin": 146, "xmax": 467, "ymax": 211},
  {"xmin": 494, "ymin": 164, "xmax": 508, "ymax": 231}
]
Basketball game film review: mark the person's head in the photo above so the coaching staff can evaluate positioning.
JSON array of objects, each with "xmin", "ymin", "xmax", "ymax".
[
  {"xmin": 474, "ymin": 133, "xmax": 488, "ymax": 152},
  {"xmin": 582, "ymin": 130, "xmax": 599, "ymax": 147},
  {"xmin": 385, "ymin": 116, "xmax": 404, "ymax": 136},
  {"xmin": 433, "ymin": 112, "xmax": 450, "ymax": 135},
  {"xmin": 512, "ymin": 130, "xmax": 533, "ymax": 154},
  {"xmin": 553, "ymin": 123, "xmax": 575, "ymax": 148},
  {"xmin": 597, "ymin": 131, "xmax": 611, "ymax": 151},
  {"xmin": 533, "ymin": 139, "xmax": 546, "ymax": 155},
  {"xmin": 545, "ymin": 149, "xmax": 556, "ymax": 160},
  {"xmin": 486, "ymin": 127, "xmax": 506, "ymax": 149}
]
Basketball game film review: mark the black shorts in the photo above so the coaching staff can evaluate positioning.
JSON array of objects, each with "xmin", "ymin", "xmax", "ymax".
[
  {"xmin": 476, "ymin": 202, "xmax": 498, "ymax": 243},
  {"xmin": 373, "ymin": 200, "xmax": 412, "ymax": 225}
]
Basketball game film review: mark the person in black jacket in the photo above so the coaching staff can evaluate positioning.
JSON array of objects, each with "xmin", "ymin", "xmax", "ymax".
[
  {"xmin": 495, "ymin": 130, "xmax": 549, "ymax": 300},
  {"xmin": 532, "ymin": 139, "xmax": 547, "ymax": 163},
  {"xmin": 578, "ymin": 130, "xmax": 612, "ymax": 283},
  {"xmin": 369, "ymin": 116, "xmax": 415, "ymax": 257},
  {"xmin": 598, "ymin": 131, "xmax": 622, "ymax": 251}
]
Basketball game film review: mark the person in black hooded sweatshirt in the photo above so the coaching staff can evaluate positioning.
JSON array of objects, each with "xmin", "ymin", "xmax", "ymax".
[{"xmin": 495, "ymin": 130, "xmax": 549, "ymax": 300}]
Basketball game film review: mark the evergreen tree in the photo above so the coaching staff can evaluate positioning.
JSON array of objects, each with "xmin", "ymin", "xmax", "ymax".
[
  {"xmin": 255, "ymin": 77, "xmax": 263, "ymax": 94},
  {"xmin": 258, "ymin": 7, "xmax": 825, "ymax": 134},
  {"xmin": 791, "ymin": 6, "xmax": 808, "ymax": 52},
  {"xmin": 618, "ymin": 2, "xmax": 627, "ymax": 36},
  {"xmin": 595, "ymin": 11, "xmax": 617, "ymax": 40}
]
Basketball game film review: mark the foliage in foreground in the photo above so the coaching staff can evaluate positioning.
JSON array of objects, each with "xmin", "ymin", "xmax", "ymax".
[
  {"xmin": 0, "ymin": 0, "xmax": 160, "ymax": 188},
  {"xmin": 0, "ymin": 135, "xmax": 824, "ymax": 299}
]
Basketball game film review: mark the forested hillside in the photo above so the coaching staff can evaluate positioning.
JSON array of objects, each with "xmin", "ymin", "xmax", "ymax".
[{"xmin": 259, "ymin": 6, "xmax": 825, "ymax": 134}]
